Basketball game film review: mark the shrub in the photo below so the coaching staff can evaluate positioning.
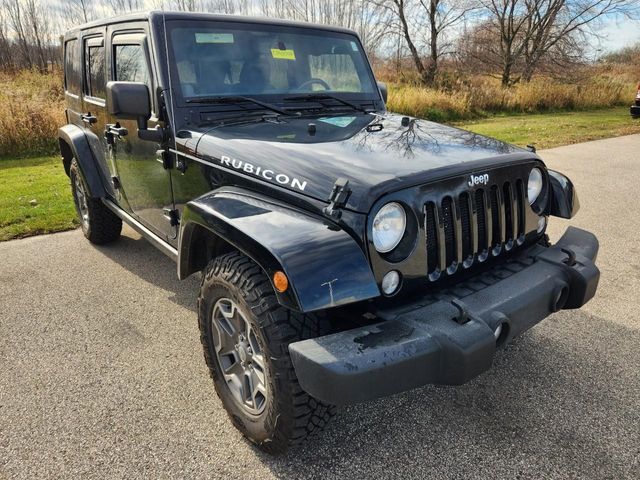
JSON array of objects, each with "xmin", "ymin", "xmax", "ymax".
[{"xmin": 0, "ymin": 69, "xmax": 65, "ymax": 158}]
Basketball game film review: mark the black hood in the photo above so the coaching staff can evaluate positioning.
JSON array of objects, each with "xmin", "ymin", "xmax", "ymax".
[{"xmin": 182, "ymin": 112, "xmax": 535, "ymax": 212}]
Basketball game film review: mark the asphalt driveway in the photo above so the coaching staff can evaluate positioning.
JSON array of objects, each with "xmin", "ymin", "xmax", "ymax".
[{"xmin": 1, "ymin": 135, "xmax": 639, "ymax": 479}]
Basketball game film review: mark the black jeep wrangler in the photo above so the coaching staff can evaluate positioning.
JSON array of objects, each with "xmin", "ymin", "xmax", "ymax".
[{"xmin": 59, "ymin": 11, "xmax": 600, "ymax": 453}]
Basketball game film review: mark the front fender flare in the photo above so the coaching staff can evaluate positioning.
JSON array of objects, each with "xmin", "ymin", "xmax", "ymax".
[
  {"xmin": 178, "ymin": 190, "xmax": 380, "ymax": 312},
  {"xmin": 547, "ymin": 169, "xmax": 579, "ymax": 219},
  {"xmin": 58, "ymin": 124, "xmax": 106, "ymax": 198}
]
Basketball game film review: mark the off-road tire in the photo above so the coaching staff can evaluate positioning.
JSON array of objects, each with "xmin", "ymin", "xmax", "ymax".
[
  {"xmin": 198, "ymin": 251, "xmax": 336, "ymax": 454},
  {"xmin": 69, "ymin": 158, "xmax": 122, "ymax": 244}
]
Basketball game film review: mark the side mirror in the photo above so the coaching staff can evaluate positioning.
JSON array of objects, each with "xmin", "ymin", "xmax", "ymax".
[
  {"xmin": 106, "ymin": 81, "xmax": 151, "ymax": 121},
  {"xmin": 106, "ymin": 81, "xmax": 163, "ymax": 142},
  {"xmin": 377, "ymin": 81, "xmax": 387, "ymax": 104}
]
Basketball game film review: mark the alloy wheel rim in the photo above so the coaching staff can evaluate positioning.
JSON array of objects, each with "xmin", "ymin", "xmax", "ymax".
[
  {"xmin": 211, "ymin": 298, "xmax": 268, "ymax": 415},
  {"xmin": 74, "ymin": 174, "xmax": 89, "ymax": 228}
]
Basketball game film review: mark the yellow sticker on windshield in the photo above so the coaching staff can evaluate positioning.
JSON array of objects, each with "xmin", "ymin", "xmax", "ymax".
[{"xmin": 271, "ymin": 48, "xmax": 296, "ymax": 60}]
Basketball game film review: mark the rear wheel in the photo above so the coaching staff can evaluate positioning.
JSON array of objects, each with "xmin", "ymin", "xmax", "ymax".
[
  {"xmin": 70, "ymin": 158, "xmax": 122, "ymax": 244},
  {"xmin": 198, "ymin": 251, "xmax": 336, "ymax": 454}
]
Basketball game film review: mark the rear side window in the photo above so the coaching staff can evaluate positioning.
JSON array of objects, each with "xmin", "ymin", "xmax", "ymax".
[
  {"xmin": 64, "ymin": 39, "xmax": 81, "ymax": 95},
  {"xmin": 85, "ymin": 40, "xmax": 106, "ymax": 99},
  {"xmin": 114, "ymin": 44, "xmax": 150, "ymax": 85}
]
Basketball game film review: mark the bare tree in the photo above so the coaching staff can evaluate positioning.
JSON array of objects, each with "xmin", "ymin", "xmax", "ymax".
[
  {"xmin": 480, "ymin": 0, "xmax": 640, "ymax": 86},
  {"xmin": 479, "ymin": 1, "xmax": 530, "ymax": 86},
  {"xmin": 0, "ymin": 6, "xmax": 13, "ymax": 69},
  {"xmin": 24, "ymin": 0, "xmax": 51, "ymax": 71},
  {"xmin": 108, "ymin": 0, "xmax": 143, "ymax": 14},
  {"xmin": 3, "ymin": 0, "xmax": 32, "ymax": 68},
  {"xmin": 520, "ymin": 0, "xmax": 640, "ymax": 82},
  {"xmin": 71, "ymin": 0, "xmax": 92, "ymax": 22},
  {"xmin": 372, "ymin": 0, "xmax": 478, "ymax": 85}
]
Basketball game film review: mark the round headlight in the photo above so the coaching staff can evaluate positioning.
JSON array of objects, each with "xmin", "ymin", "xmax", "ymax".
[
  {"xmin": 372, "ymin": 202, "xmax": 406, "ymax": 253},
  {"xmin": 528, "ymin": 167, "xmax": 544, "ymax": 205}
]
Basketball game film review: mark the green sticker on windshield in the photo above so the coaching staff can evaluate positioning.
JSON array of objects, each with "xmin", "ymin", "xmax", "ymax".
[
  {"xmin": 319, "ymin": 116, "xmax": 356, "ymax": 128},
  {"xmin": 195, "ymin": 33, "xmax": 234, "ymax": 44}
]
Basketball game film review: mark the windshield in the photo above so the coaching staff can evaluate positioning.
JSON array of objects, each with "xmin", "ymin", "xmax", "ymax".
[{"xmin": 166, "ymin": 21, "xmax": 378, "ymax": 102}]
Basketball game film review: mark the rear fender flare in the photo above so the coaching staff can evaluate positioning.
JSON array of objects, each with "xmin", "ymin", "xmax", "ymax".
[
  {"xmin": 178, "ymin": 189, "xmax": 380, "ymax": 312},
  {"xmin": 58, "ymin": 124, "xmax": 106, "ymax": 198}
]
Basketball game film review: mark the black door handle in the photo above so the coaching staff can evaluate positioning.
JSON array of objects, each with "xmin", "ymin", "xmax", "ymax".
[
  {"xmin": 81, "ymin": 113, "xmax": 97, "ymax": 125},
  {"xmin": 106, "ymin": 123, "xmax": 128, "ymax": 138}
]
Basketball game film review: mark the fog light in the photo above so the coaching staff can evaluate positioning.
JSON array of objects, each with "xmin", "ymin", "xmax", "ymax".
[
  {"xmin": 537, "ymin": 215, "xmax": 547, "ymax": 233},
  {"xmin": 381, "ymin": 270, "xmax": 401, "ymax": 295}
]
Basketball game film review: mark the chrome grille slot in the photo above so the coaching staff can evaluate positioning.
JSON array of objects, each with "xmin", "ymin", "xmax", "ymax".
[
  {"xmin": 425, "ymin": 202, "xmax": 439, "ymax": 274},
  {"xmin": 503, "ymin": 183, "xmax": 514, "ymax": 250},
  {"xmin": 516, "ymin": 179, "xmax": 525, "ymax": 240},
  {"xmin": 441, "ymin": 196, "xmax": 456, "ymax": 271},
  {"xmin": 459, "ymin": 192, "xmax": 473, "ymax": 267},
  {"xmin": 474, "ymin": 189, "xmax": 488, "ymax": 259},
  {"xmin": 490, "ymin": 185, "xmax": 501, "ymax": 254}
]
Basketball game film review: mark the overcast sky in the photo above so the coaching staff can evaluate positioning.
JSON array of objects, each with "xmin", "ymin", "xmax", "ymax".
[{"xmin": 597, "ymin": 18, "xmax": 640, "ymax": 53}]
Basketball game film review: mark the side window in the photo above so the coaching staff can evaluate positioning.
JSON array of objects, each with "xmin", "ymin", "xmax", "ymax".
[
  {"xmin": 64, "ymin": 39, "xmax": 81, "ymax": 95},
  {"xmin": 84, "ymin": 40, "xmax": 106, "ymax": 99},
  {"xmin": 114, "ymin": 44, "xmax": 150, "ymax": 85}
]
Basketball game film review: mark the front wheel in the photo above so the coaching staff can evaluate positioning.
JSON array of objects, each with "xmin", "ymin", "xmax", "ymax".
[{"xmin": 197, "ymin": 251, "xmax": 336, "ymax": 454}]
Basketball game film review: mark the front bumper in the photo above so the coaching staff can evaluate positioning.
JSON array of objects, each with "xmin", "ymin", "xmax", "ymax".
[{"xmin": 289, "ymin": 227, "xmax": 599, "ymax": 406}]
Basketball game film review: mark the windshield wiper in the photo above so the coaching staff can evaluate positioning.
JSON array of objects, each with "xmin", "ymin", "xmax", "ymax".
[
  {"xmin": 284, "ymin": 93, "xmax": 369, "ymax": 114},
  {"xmin": 185, "ymin": 95, "xmax": 296, "ymax": 117}
]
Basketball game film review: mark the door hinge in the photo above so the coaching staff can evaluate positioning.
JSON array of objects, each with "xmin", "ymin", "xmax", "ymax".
[
  {"xmin": 163, "ymin": 208, "xmax": 180, "ymax": 227},
  {"xmin": 112, "ymin": 176, "xmax": 121, "ymax": 190},
  {"xmin": 323, "ymin": 177, "xmax": 351, "ymax": 221}
]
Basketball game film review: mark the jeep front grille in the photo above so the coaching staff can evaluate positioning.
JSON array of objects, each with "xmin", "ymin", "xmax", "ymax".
[{"xmin": 424, "ymin": 179, "xmax": 526, "ymax": 281}]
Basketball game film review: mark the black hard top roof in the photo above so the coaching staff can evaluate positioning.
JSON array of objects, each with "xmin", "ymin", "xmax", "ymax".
[{"xmin": 64, "ymin": 10, "xmax": 358, "ymax": 37}]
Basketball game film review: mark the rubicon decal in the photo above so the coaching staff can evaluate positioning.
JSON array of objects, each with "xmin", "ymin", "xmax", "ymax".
[{"xmin": 219, "ymin": 155, "xmax": 308, "ymax": 191}]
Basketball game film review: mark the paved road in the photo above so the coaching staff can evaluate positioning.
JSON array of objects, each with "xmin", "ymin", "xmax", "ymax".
[{"xmin": 1, "ymin": 135, "xmax": 639, "ymax": 479}]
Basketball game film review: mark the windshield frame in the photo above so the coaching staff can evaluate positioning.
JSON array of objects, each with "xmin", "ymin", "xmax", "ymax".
[{"xmin": 164, "ymin": 19, "xmax": 383, "ymax": 111}]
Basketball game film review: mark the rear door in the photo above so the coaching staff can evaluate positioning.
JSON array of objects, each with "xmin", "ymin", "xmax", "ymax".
[{"xmin": 106, "ymin": 25, "xmax": 175, "ymax": 240}]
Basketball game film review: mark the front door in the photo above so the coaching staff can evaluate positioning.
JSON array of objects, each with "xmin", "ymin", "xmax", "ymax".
[{"xmin": 107, "ymin": 29, "xmax": 175, "ymax": 240}]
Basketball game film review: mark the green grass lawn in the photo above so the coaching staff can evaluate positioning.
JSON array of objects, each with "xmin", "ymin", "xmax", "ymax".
[
  {"xmin": 1, "ymin": 106, "xmax": 638, "ymax": 242},
  {"xmin": 0, "ymin": 156, "xmax": 78, "ymax": 241},
  {"xmin": 457, "ymin": 106, "xmax": 640, "ymax": 149}
]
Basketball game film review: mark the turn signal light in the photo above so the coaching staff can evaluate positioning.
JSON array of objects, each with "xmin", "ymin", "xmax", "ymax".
[{"xmin": 273, "ymin": 271, "xmax": 289, "ymax": 293}]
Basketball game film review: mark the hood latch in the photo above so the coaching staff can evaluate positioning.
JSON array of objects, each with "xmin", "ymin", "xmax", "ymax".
[{"xmin": 323, "ymin": 178, "xmax": 352, "ymax": 221}]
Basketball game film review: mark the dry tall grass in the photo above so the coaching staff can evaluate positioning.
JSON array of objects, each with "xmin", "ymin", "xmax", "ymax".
[
  {"xmin": 0, "ymin": 69, "xmax": 64, "ymax": 158},
  {"xmin": 386, "ymin": 74, "xmax": 635, "ymax": 122}
]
